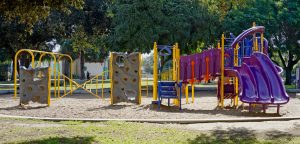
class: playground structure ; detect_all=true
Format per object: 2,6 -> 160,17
110,52 -> 142,104
13,24 -> 289,114
152,43 -> 182,109
14,49 -> 146,106
178,24 -> 289,113
14,49 -> 73,106
19,67 -> 50,105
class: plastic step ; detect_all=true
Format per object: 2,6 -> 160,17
160,86 -> 176,91
160,91 -> 177,96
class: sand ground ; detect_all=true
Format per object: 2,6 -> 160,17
0,91 -> 298,119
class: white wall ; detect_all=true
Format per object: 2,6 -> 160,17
84,62 -> 103,76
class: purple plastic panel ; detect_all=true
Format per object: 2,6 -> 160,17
180,56 -> 188,82
186,55 -> 192,80
208,50 -> 214,77
224,48 -> 234,68
200,50 -> 208,80
180,48 -> 222,82
194,53 -> 202,81
253,53 -> 289,104
234,63 -> 258,103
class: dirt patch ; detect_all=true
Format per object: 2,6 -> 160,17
0,91 -> 299,119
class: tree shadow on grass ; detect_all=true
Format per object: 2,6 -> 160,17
18,136 -> 95,144
187,127 -> 294,144
187,127 -> 275,144
265,130 -> 292,141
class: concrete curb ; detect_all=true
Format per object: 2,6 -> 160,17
1,114 -> 300,124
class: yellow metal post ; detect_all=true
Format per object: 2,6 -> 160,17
172,45 -> 176,81
185,84 -> 189,104
177,43 -> 180,105
234,45 -> 239,66
220,34 -> 225,108
58,73 -> 61,98
234,44 -> 239,107
255,37 -> 259,51
176,43 -> 180,82
153,42 -> 158,101
48,67 -> 51,106
235,77 -> 239,107
218,42 -> 221,49
192,84 -> 195,103
63,76 -> 66,95
261,33 -> 264,53
252,22 -> 256,53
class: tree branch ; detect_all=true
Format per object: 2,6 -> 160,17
277,50 -> 287,69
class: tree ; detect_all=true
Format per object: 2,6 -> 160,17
270,0 -> 300,85
107,0 -> 209,54
59,0 -> 112,79
200,0 -> 250,45
0,0 -> 84,30
0,15 -> 65,79
222,0 -> 300,85
0,0 -> 85,81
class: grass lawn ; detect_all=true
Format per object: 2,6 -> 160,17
285,85 -> 297,89
0,118 -> 299,144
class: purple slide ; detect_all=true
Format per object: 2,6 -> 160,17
233,52 -> 289,104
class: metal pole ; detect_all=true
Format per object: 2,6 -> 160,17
220,34 -> 225,108
153,42 -> 158,101
261,33 -> 264,53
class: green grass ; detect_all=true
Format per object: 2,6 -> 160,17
285,85 -> 296,89
0,118 -> 299,144
0,81 -> 12,84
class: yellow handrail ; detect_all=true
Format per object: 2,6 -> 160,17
14,49 -> 72,102
14,49 -> 35,99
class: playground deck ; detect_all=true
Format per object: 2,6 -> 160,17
0,91 -> 298,119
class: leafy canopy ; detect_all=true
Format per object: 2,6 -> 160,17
0,0 -> 84,29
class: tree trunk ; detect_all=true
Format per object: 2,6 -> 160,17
285,66 -> 292,85
80,50 -> 85,80
63,60 -> 70,77
19,55 -> 30,68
